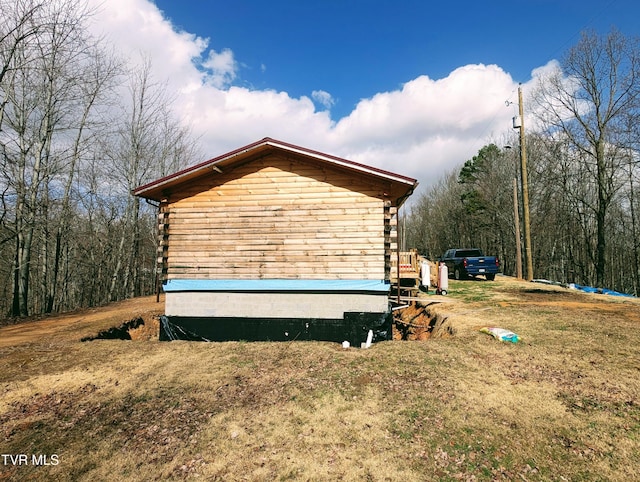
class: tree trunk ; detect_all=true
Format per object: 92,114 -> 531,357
629,163 -> 640,295
595,139 -> 608,288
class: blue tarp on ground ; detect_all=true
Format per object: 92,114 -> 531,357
571,283 -> 635,298
533,279 -> 636,298
162,279 -> 391,293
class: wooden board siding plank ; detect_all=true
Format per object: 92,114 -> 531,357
170,212 -> 381,221
169,225 -> 383,236
166,262 -> 385,269
167,227 -> 380,237
169,213 -> 384,221
166,266 -> 385,276
175,223 -> 378,233
166,260 -> 386,268
167,240 -> 384,249
168,254 -> 385,263
179,191 -> 388,203
167,261 -> 386,270
167,234 -> 382,243
167,234 -> 383,243
172,200 -> 381,208
168,217 -> 382,229
165,273 -> 385,281
169,219 -> 381,230
168,251 -> 385,261
168,243 -> 384,252
169,205 -> 383,214
171,200 -> 384,210
168,216 -> 383,226
167,251 -> 386,260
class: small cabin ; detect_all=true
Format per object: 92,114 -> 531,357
133,138 -> 417,345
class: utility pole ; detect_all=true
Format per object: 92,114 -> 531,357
504,144 -> 522,279
517,84 -> 534,281
513,178 -> 523,279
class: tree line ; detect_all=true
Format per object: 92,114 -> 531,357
0,1 -> 198,317
405,29 -> 640,296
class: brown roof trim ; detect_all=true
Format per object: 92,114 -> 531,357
133,137 -> 418,199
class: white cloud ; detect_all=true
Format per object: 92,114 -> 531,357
201,48 -> 237,88
530,59 -> 560,80
527,59 -> 589,134
88,0 -> 206,93
311,90 -> 335,110
86,0 -> 539,195
329,64 -> 526,186
179,86 -> 335,154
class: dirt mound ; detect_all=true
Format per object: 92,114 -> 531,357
81,315 -> 160,341
393,302 -> 454,340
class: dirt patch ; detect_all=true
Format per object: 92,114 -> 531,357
0,295 -> 164,347
496,285 -> 640,323
393,301 -> 455,340
80,316 -> 160,341
129,315 -> 160,340
520,287 -> 596,302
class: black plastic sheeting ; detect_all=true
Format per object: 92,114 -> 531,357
160,311 -> 392,346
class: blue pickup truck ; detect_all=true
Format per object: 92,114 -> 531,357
440,248 -> 500,281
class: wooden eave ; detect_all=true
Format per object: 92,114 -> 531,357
133,137 -> 418,206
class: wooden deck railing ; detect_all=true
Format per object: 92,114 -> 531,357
389,249 -> 421,282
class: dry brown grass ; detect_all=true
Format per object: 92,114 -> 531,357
1,280 -> 639,481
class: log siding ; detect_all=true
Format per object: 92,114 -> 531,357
163,155 -> 391,280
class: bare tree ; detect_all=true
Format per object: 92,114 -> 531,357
0,0 -> 117,315
0,0 -> 44,315
0,1 -> 200,317
0,0 -> 43,129
103,57 -> 197,301
44,47 -> 122,312
533,29 -> 640,287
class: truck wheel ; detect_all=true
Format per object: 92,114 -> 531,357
486,274 -> 496,281
454,268 -> 464,280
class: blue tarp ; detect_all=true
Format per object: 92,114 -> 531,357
162,279 -> 391,293
533,279 -> 635,298
571,283 -> 635,298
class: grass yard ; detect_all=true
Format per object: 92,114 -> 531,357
1,278 -> 639,481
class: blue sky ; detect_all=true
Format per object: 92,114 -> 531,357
90,0 -> 640,193
151,0 -> 636,119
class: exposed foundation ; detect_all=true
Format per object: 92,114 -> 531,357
160,311 -> 392,346
165,291 -> 389,319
